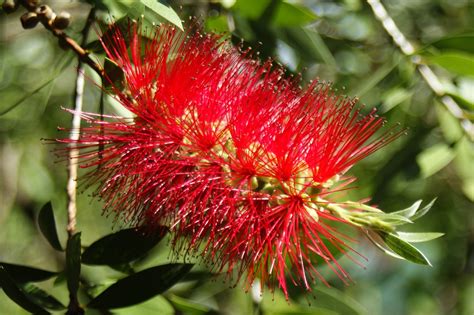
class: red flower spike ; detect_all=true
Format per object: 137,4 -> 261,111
58,22 -> 402,298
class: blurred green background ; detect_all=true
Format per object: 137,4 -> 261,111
1,0 -> 473,314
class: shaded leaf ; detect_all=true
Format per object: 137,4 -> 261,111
0,53 -> 72,115
103,57 -> 125,91
88,263 -> 193,309
350,57 -> 398,97
427,52 -> 474,77
141,0 -> 183,30
66,233 -> 81,297
38,202 -> 63,251
396,232 -> 444,243
84,40 -> 105,53
0,263 -> 57,283
0,266 -> 48,314
21,283 -> 66,311
0,78 -> 56,116
380,232 -> 432,265
82,227 -> 167,266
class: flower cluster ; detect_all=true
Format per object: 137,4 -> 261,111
59,22 -> 402,297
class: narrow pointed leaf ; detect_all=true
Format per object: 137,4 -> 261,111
21,283 -> 66,311
38,202 -> 63,251
140,0 -> 183,30
429,34 -> 474,54
82,227 -> 167,266
396,232 -> 444,243
0,266 -> 48,314
380,232 -> 431,265
66,233 -> 81,297
410,198 -> 437,221
391,200 -> 422,218
0,263 -> 57,283
88,263 -> 193,309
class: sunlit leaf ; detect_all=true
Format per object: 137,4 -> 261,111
396,232 -> 444,243
417,144 -> 455,178
82,227 -> 167,266
0,266 -> 47,314
380,232 -> 432,265
141,0 -> 183,30
427,52 -> 474,77
410,199 -> 437,221
88,263 -> 193,309
391,200 -> 422,218
38,202 -> 63,251
429,34 -> 474,54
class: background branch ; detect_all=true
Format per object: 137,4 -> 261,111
367,0 -> 474,141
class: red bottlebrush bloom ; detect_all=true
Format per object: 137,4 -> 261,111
59,22 -> 401,298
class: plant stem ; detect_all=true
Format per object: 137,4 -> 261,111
366,0 -> 474,140
65,6 -> 96,315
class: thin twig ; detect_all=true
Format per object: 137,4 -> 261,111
367,0 -> 474,140
65,7 -> 96,315
66,7 -> 96,236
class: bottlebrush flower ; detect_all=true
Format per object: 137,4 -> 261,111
58,22 -> 403,298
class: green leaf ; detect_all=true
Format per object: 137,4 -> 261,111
429,34 -> 474,54
427,52 -> 474,77
88,263 -> 193,309
350,56 -> 398,97
380,232 -> 432,265
417,144 -> 455,178
396,232 -> 444,243
0,53 -> 72,115
392,200 -> 422,218
0,77 -> 56,116
272,2 -> 317,27
168,294 -> 211,315
233,0 -> 272,19
447,92 -> 474,111
21,283 -> 66,311
299,28 -> 337,68
38,202 -> 63,251
0,266 -> 48,314
66,233 -> 81,297
140,0 -> 183,30
410,198 -> 437,221
0,263 -> 57,283
82,227 -> 167,266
